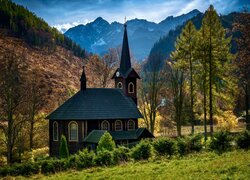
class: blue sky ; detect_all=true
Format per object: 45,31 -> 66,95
13,0 -> 250,32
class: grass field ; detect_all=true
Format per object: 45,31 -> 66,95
18,149 -> 250,180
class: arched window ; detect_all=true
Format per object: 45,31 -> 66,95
128,82 -> 134,93
115,120 -> 123,131
101,120 -> 110,130
117,82 -> 123,89
53,121 -> 58,141
68,121 -> 78,141
128,120 -> 135,130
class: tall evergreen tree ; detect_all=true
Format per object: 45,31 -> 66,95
59,135 -> 69,159
171,21 -> 197,134
200,5 -> 233,135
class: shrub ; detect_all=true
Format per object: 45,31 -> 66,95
152,137 -> 176,157
67,155 -> 78,169
97,132 -> 116,152
236,130 -> 250,149
113,146 -> 130,164
21,151 -> 34,163
0,156 -> 7,166
41,160 -> 55,174
0,166 -> 10,177
52,159 -> 68,172
209,131 -> 232,153
176,137 -> 188,156
76,149 -> 95,169
131,140 -> 152,161
59,135 -> 69,159
94,150 -> 113,166
189,134 -> 203,152
0,162 -> 40,177
33,147 -> 49,161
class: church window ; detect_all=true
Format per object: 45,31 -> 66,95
128,82 -> 134,93
53,121 -> 58,141
115,120 -> 123,131
68,121 -> 78,141
117,82 -> 123,89
101,120 -> 110,130
128,119 -> 135,130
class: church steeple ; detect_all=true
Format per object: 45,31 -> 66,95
111,21 -> 141,105
80,66 -> 87,91
119,21 -> 131,76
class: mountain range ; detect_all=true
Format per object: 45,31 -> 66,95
149,12 -> 239,65
65,9 -> 200,60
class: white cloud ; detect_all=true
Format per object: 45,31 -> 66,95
53,19 -> 92,33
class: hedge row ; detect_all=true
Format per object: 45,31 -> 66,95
0,130 -> 249,177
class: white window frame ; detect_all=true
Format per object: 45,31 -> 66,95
68,121 -> 78,142
115,120 -> 123,131
128,82 -> 134,93
101,120 -> 110,131
53,121 -> 58,141
127,119 -> 135,130
117,82 -> 123,89
82,121 -> 85,139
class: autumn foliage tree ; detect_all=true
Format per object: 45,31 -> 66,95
234,12 -> 250,130
0,48 -> 27,164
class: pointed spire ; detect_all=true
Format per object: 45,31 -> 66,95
80,66 -> 87,91
119,19 -> 131,76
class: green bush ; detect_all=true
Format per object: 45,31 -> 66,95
188,134 -> 203,152
67,155 -> 78,169
94,150 -> 113,166
177,137 -> 188,156
113,146 -> 130,164
152,137 -> 176,157
0,162 -> 40,177
236,130 -> 250,149
97,132 -> 116,152
41,160 -> 55,174
59,135 -> 69,159
0,166 -> 10,177
52,159 -> 68,172
76,149 -> 95,169
131,140 -> 152,161
210,131 -> 232,153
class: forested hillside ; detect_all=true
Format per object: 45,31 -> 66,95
0,0 -> 113,164
149,12 -> 240,62
0,0 -> 86,58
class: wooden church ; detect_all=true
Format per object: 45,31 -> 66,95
47,22 -> 154,156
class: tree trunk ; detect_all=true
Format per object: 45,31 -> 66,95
203,52 -> 207,141
209,17 -> 213,135
7,113 -> 13,164
190,58 -> 194,134
29,119 -> 34,150
203,82 -> 207,141
246,84 -> 250,130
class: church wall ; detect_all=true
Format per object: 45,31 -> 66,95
49,118 -> 139,156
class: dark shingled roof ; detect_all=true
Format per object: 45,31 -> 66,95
84,128 -> 153,143
47,88 -> 143,120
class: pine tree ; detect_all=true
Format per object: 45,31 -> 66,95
200,5 -> 233,135
171,21 -> 197,134
97,132 -> 116,152
59,135 -> 69,159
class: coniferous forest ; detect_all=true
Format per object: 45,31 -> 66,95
0,0 -> 250,179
